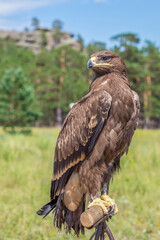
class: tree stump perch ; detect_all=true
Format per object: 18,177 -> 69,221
80,205 -> 104,228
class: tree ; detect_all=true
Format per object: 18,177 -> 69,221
141,41 -> 160,128
86,41 -> 106,56
1,29 -> 160,128
41,30 -> 48,47
24,27 -> 29,32
35,46 -> 89,126
111,33 -> 140,50
111,33 -> 152,128
34,50 -> 58,126
53,29 -> 62,45
77,34 -> 84,51
0,39 -> 36,79
52,20 -> 64,45
0,68 -> 41,130
31,17 -> 39,30
57,46 -> 89,117
52,19 -> 63,30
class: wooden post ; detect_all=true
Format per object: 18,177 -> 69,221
80,205 -> 104,228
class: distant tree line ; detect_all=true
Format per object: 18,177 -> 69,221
0,20 -> 160,129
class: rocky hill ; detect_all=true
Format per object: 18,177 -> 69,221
0,28 -> 80,54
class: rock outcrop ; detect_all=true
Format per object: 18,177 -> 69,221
0,28 -> 80,54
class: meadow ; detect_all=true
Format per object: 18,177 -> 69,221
0,128 -> 160,240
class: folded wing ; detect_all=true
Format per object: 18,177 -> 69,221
51,90 -> 112,200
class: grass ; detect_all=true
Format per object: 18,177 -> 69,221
0,128 -> 160,240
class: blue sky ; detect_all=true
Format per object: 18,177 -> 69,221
0,0 -> 160,48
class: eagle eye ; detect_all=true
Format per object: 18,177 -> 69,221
102,56 -> 111,61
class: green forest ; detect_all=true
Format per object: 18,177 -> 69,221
0,26 -> 160,129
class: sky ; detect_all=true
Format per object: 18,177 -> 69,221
0,0 -> 160,48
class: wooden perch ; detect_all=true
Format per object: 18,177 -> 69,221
80,205 -> 104,228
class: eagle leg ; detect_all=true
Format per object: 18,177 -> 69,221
100,181 -> 118,217
89,192 -> 100,205
101,183 -> 109,195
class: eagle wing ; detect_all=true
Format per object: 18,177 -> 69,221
51,90 -> 112,199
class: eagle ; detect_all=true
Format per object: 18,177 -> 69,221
37,50 -> 140,238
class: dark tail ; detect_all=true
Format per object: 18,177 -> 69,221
54,194 -> 85,236
37,196 -> 58,219
37,194 -> 85,236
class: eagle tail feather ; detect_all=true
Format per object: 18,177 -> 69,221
54,193 -> 85,236
37,193 -> 85,236
37,197 -> 58,218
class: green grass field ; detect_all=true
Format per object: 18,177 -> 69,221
0,128 -> 160,240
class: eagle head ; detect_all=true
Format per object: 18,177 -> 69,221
87,50 -> 126,76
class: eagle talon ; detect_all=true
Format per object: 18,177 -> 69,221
108,203 -> 115,214
101,195 -> 118,215
88,195 -> 118,216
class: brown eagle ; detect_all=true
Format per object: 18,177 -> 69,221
37,50 -> 140,238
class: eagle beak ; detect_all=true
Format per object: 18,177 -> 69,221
87,57 -> 96,69
87,59 -> 94,69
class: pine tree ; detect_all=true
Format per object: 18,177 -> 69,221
35,46 -> 89,126
31,17 -> 39,30
52,19 -> 64,45
0,68 -> 41,131
142,41 -> 160,128
52,19 -> 63,30
0,39 -> 36,80
111,33 -> 145,126
77,34 -> 84,51
41,30 -> 48,47
60,46 -> 89,114
86,41 -> 106,56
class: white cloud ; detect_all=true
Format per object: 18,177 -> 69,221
0,0 -> 50,16
0,0 -> 70,30
0,0 -> 69,17
0,18 -> 29,31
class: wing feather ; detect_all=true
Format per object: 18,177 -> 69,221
51,90 -> 112,199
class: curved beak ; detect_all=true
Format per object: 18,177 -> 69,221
87,58 -> 95,69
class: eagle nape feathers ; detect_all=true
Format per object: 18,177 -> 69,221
37,50 -> 140,239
